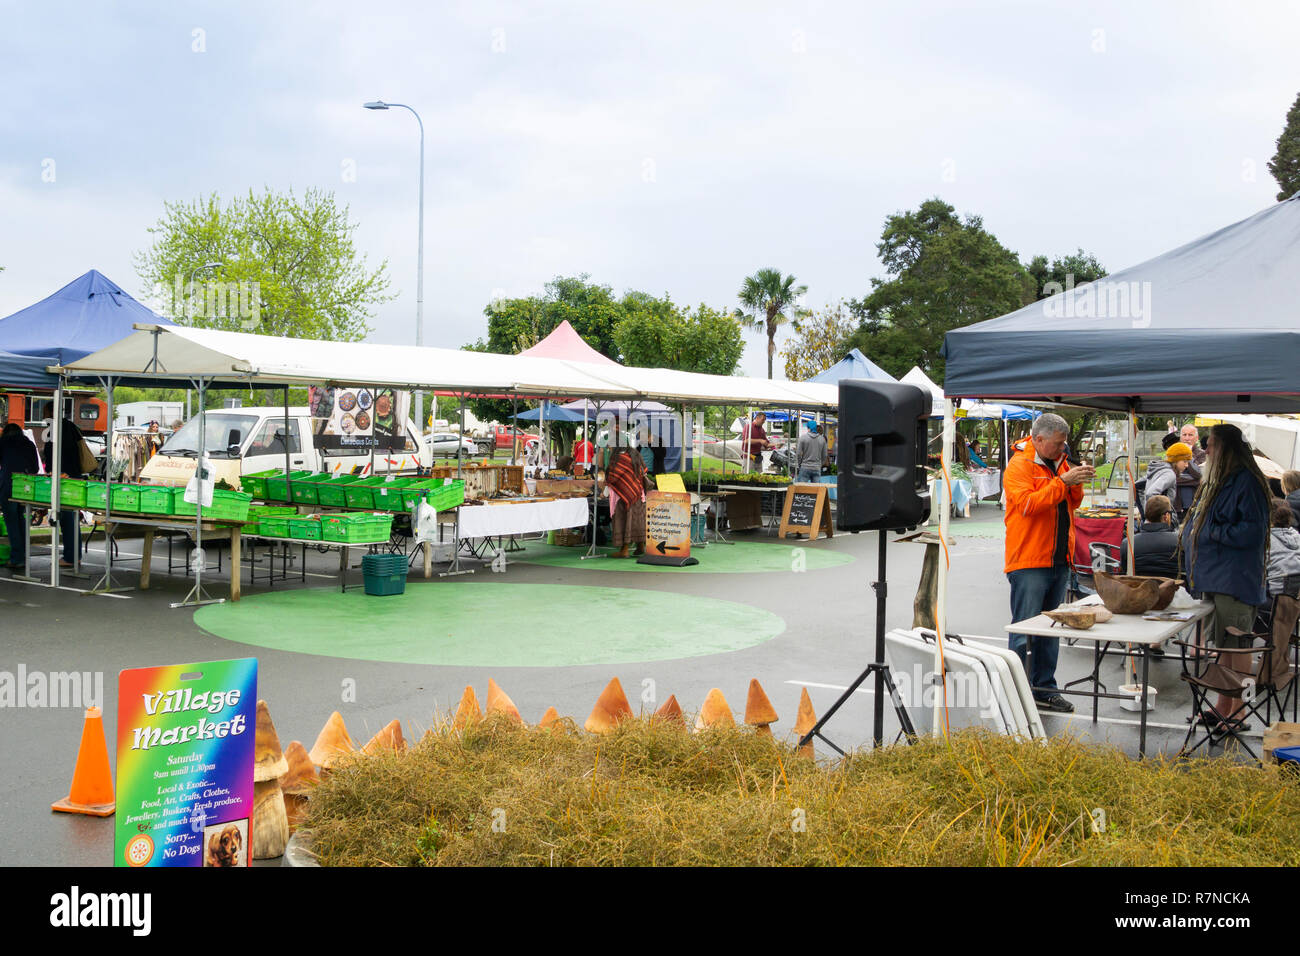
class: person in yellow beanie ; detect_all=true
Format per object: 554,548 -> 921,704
1145,441 -> 1193,514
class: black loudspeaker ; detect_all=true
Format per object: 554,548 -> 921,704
836,380 -> 931,531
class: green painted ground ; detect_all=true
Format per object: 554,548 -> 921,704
512,539 -> 854,573
194,582 -> 786,667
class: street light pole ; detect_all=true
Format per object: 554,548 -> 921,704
364,99 -> 426,433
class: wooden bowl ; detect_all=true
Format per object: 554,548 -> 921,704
1093,572 -> 1182,614
1045,608 -> 1097,629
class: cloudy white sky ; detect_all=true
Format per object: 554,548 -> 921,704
1,0 -> 1296,378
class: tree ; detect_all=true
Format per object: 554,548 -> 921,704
615,297 -> 744,375
1025,250 -> 1107,299
781,302 -> 856,381
736,268 -> 807,379
134,188 -> 393,342
846,198 -> 1035,381
1269,91 -> 1300,202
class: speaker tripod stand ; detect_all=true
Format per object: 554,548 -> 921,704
798,530 -> 916,755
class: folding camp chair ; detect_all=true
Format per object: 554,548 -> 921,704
1175,618 -> 1295,761
1252,580 -> 1300,724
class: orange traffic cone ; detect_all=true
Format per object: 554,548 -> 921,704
52,706 -> 115,816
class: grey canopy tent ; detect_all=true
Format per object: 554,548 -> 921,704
942,193 -> 1300,414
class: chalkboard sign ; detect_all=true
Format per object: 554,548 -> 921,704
778,483 -> 833,541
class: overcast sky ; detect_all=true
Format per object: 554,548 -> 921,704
1,0 -> 1296,378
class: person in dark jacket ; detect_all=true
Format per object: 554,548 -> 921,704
1180,423 -> 1271,730
1,423 -> 40,569
1282,470 -> 1300,531
41,418 -> 87,567
1120,494 -> 1180,579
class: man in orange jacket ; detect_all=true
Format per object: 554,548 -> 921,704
1004,413 -> 1093,713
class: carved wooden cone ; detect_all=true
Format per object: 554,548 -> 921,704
585,677 -> 633,733
309,711 -> 355,771
486,679 -> 523,724
278,740 -> 318,834
361,719 -> 407,755
695,688 -> 735,731
793,688 -> 816,759
252,700 -> 289,859
538,706 -> 561,729
652,695 -> 684,724
453,686 -> 482,730
744,679 -> 779,737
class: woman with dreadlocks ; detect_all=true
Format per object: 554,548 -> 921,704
1179,423 -> 1271,731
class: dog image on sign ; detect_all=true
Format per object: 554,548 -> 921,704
638,491 -> 698,567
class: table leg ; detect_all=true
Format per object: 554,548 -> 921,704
230,529 -> 241,602
1093,641 -> 1100,723
300,543 -> 306,583
423,540 -> 432,579
339,544 -> 347,593
140,528 -> 154,589
1139,646 -> 1150,758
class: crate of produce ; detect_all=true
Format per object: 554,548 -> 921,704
265,470 -> 314,502
313,473 -> 363,508
138,484 -> 179,515
172,488 -> 253,522
288,515 -> 323,541
321,512 -> 393,544
85,482 -> 142,512
290,473 -> 334,506
239,469 -> 282,499
372,478 -> 415,512
10,473 -> 37,501
258,516 -> 292,538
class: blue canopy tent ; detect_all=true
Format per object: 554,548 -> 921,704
0,349 -> 60,389
512,400 -> 587,423
807,348 -> 895,385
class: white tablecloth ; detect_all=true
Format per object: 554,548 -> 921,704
969,469 -> 1002,500
455,498 -> 590,538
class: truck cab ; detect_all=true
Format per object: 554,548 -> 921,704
138,406 -> 431,488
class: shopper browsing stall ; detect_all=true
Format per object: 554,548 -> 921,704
0,423 -> 39,570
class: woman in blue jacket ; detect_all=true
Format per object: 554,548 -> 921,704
1180,424 -> 1271,731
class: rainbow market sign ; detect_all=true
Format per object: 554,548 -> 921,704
115,658 -> 257,867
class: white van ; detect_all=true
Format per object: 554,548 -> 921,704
138,406 -> 431,488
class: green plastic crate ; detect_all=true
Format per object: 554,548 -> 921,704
32,476 -> 52,504
341,476 -> 387,510
288,515 -> 323,540
172,488 -> 253,521
321,512 -> 393,544
0,542 -> 9,564
313,473 -> 363,508
138,485 -> 178,515
59,478 -> 88,507
242,520 -> 260,536
10,473 -> 37,501
85,482 -> 142,512
291,473 -> 334,506
265,470 -> 314,502
372,479 -> 414,512
426,479 -> 466,512
258,516 -> 291,537
239,469 -> 281,499
249,504 -> 298,518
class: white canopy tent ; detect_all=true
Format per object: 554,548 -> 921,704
900,366 -> 945,418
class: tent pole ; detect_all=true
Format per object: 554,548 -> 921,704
510,395 -> 518,465
173,376 -> 219,607
49,383 -> 63,588
934,398 -> 954,737
93,374 -> 118,592
582,399 -> 605,560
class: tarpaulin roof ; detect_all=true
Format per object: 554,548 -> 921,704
513,400 -> 589,422
900,366 -> 945,417
806,348 -> 896,385
58,325 -> 840,409
0,269 -> 173,365
942,193 -> 1300,413
518,320 -> 620,366
0,349 -> 59,389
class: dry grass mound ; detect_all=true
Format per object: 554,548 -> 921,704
305,719 -> 1300,866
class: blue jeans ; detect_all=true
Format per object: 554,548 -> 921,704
797,467 -> 820,483
1008,565 -> 1069,699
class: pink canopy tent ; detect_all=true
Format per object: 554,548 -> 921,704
519,320 -> 620,366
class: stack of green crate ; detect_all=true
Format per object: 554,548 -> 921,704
85,481 -> 142,512
264,470 -> 314,502
288,515 -> 323,540
239,469 -> 282,499
313,473 -> 363,508
172,488 -> 253,521
242,504 -> 296,537
321,512 -> 393,544
138,485 -> 179,515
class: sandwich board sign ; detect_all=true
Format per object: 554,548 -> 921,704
638,490 -> 697,567
115,658 -> 257,867
778,483 -> 833,541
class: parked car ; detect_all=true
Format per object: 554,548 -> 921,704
426,432 -> 478,458
487,425 -> 537,454
138,406 -> 430,488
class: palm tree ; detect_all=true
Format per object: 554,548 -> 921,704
736,268 -> 808,379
